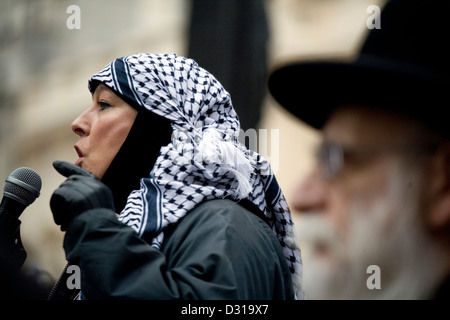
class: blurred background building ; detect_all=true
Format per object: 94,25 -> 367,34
0,0 -> 386,286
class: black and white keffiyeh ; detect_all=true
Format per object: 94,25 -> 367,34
88,52 -> 303,299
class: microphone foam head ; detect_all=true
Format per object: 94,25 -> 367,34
4,167 -> 42,207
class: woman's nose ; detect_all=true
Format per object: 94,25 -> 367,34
71,110 -> 89,137
290,168 -> 327,214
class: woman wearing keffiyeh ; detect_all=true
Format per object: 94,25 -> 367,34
49,53 -> 304,300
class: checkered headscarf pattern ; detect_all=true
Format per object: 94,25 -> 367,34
88,53 -> 303,298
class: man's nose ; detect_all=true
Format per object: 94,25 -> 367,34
290,168 -> 327,214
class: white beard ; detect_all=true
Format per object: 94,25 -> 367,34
296,162 -> 446,299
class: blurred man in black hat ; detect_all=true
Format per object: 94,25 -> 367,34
268,0 -> 450,299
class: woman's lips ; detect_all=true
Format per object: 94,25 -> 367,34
75,157 -> 83,166
74,145 -> 84,166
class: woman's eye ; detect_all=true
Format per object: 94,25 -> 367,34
99,101 -> 112,111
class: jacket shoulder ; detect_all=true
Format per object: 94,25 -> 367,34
162,198 -> 295,299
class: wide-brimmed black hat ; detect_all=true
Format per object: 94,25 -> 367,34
268,0 -> 450,135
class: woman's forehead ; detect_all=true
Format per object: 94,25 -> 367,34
92,83 -> 118,100
93,83 -> 110,95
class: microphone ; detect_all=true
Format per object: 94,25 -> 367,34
0,167 -> 42,218
0,167 -> 42,271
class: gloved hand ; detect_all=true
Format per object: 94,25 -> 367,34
50,160 -> 115,231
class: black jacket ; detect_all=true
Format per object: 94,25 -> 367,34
63,199 -> 295,300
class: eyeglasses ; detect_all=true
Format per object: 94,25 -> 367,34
316,141 -> 344,180
316,140 -> 442,180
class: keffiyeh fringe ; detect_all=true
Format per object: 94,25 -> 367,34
194,127 -> 253,199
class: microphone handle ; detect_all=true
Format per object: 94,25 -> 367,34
0,214 -> 27,272
0,196 -> 28,272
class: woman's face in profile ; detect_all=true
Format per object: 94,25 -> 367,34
71,83 -> 138,179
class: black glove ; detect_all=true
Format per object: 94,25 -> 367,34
50,160 -> 115,231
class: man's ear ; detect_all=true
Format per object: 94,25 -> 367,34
424,144 -> 450,233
